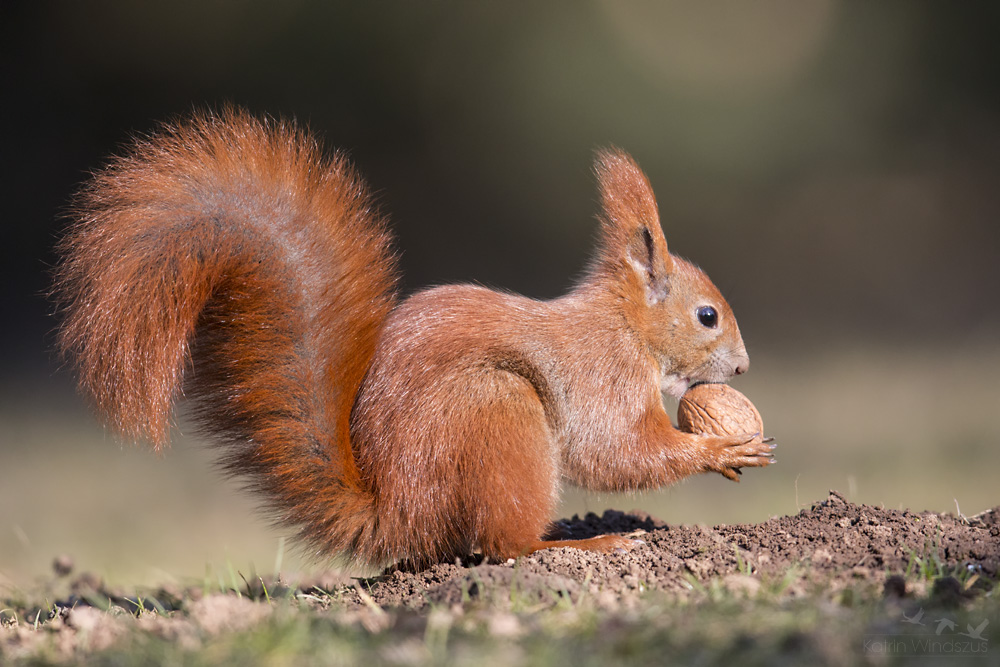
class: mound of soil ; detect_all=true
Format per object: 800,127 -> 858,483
343,490 -> 998,610
3,491 -> 997,659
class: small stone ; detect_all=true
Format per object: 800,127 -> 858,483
884,574 -> 907,599
53,555 -> 74,577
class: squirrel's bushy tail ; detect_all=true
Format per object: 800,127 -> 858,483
53,109 -> 397,565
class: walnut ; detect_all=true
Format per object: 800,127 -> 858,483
677,383 -> 763,438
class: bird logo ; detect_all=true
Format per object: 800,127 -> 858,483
934,618 -> 957,635
959,619 -> 989,641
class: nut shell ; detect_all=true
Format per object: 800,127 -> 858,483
677,383 -> 763,437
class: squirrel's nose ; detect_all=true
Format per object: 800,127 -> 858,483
733,354 -> 749,376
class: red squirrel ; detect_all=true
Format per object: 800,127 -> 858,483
54,109 -> 773,569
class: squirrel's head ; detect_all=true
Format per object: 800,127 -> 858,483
591,148 -> 749,399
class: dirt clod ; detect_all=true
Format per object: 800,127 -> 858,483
52,555 -> 74,578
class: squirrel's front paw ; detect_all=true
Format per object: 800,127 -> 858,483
702,433 -> 776,482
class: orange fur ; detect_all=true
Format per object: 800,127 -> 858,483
54,110 -> 771,570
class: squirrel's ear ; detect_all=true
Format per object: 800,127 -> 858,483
594,148 -> 673,302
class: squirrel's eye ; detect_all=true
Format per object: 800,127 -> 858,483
697,306 -> 718,328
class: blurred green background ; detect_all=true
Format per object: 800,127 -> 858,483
2,1 -> 998,586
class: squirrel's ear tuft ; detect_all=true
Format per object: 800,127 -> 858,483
594,148 -> 660,236
593,148 -> 673,300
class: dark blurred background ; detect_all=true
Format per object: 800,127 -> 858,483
3,1 -> 999,585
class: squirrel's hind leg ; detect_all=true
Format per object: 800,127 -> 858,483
464,374 -> 645,561
462,374 -> 563,562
